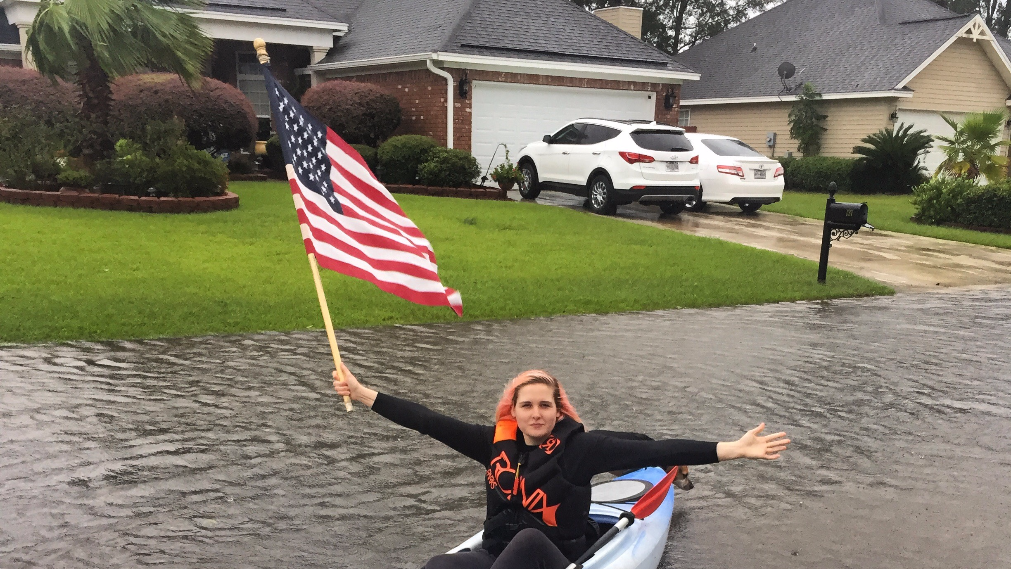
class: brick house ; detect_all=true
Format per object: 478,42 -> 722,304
308,0 -> 698,175
1,0 -> 698,174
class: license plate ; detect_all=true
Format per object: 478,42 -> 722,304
753,169 -> 767,179
665,162 -> 679,172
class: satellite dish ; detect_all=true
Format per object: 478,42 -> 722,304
778,62 -> 796,80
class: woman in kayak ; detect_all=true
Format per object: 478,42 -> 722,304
333,365 -> 789,569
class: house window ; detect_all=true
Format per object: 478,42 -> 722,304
236,52 -> 270,118
678,108 -> 690,127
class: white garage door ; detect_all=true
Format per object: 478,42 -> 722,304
895,109 -> 964,175
471,81 -> 656,180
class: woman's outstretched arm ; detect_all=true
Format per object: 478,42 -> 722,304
332,363 -> 495,464
716,423 -> 790,461
564,425 -> 790,485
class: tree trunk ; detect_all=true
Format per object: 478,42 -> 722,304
78,44 -> 115,165
672,0 -> 690,51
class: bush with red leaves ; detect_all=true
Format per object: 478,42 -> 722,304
110,73 -> 258,152
301,80 -> 401,146
0,67 -> 78,125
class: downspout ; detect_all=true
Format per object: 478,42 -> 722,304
426,57 -> 454,149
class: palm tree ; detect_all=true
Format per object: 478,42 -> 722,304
26,0 -> 212,163
851,123 -> 933,193
934,110 -> 1011,181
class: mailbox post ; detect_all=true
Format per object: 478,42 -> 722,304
818,182 -> 869,283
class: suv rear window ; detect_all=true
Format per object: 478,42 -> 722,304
630,130 -> 693,152
701,138 -> 766,157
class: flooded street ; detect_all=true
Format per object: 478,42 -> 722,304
2,290 -> 1010,568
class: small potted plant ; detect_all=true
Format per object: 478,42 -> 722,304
490,149 -> 524,192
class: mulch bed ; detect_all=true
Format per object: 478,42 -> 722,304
0,186 -> 240,214
385,184 -> 508,200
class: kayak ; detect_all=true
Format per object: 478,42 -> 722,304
446,466 -> 676,569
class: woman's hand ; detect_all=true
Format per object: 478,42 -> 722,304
717,423 -> 790,461
332,362 -> 378,408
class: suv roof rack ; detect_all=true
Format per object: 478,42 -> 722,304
574,118 -> 657,124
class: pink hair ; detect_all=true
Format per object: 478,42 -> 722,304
494,370 -> 582,424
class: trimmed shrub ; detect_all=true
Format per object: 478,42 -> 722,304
377,135 -> 438,184
782,156 -> 856,193
94,137 -> 227,197
0,67 -> 79,127
417,147 -> 480,188
0,108 -> 68,190
56,169 -> 95,189
94,139 -> 159,195
301,80 -> 401,146
350,144 -> 378,172
264,135 -> 285,178
228,153 -> 256,175
155,144 -> 228,198
110,74 -> 258,153
958,183 -> 1011,230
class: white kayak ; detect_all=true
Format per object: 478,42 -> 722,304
447,467 -> 676,569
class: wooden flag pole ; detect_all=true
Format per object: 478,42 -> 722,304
256,38 -> 351,413
308,253 -> 354,412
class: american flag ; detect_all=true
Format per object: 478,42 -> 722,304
261,65 -> 462,316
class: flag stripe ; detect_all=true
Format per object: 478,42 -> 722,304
265,64 -> 461,316
294,182 -> 434,265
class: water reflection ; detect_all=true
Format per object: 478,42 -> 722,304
2,290 -> 1010,568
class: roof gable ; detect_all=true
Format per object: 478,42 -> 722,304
678,0 -> 981,101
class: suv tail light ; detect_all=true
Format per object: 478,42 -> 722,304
689,155 -> 699,165
774,166 -> 785,178
619,151 -> 655,164
717,165 -> 744,178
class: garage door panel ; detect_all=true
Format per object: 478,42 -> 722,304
471,82 -> 656,179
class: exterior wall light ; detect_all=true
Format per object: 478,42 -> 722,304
458,72 -> 470,99
663,86 -> 676,110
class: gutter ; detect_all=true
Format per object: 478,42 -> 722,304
426,57 -> 454,149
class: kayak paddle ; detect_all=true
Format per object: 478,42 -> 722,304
565,466 -> 682,569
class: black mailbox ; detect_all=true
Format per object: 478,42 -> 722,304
826,201 -> 868,230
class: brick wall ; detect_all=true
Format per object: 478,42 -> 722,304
0,58 -> 21,68
336,68 -> 682,151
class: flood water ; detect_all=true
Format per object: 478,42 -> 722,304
2,289 -> 1010,568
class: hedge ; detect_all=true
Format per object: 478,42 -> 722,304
417,147 -> 480,188
912,177 -> 1011,231
377,135 -> 438,184
350,144 -> 378,172
0,67 -> 79,127
302,80 -> 401,146
781,156 -> 856,193
110,74 -> 258,153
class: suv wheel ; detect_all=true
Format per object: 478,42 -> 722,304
518,162 -> 541,199
739,202 -> 762,213
659,202 -> 685,215
588,174 -> 616,215
686,188 -> 707,212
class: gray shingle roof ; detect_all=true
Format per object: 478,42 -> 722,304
677,0 -> 982,100
317,0 -> 693,73
202,0 -> 348,24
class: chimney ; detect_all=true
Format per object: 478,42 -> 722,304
592,6 -> 644,40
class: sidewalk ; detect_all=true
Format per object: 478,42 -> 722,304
510,191 -> 1011,292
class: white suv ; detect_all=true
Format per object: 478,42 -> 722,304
516,119 -> 701,215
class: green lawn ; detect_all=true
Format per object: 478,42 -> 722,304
0,181 -> 891,343
765,191 -> 1011,249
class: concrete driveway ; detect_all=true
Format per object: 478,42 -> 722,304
511,191 -> 1011,292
